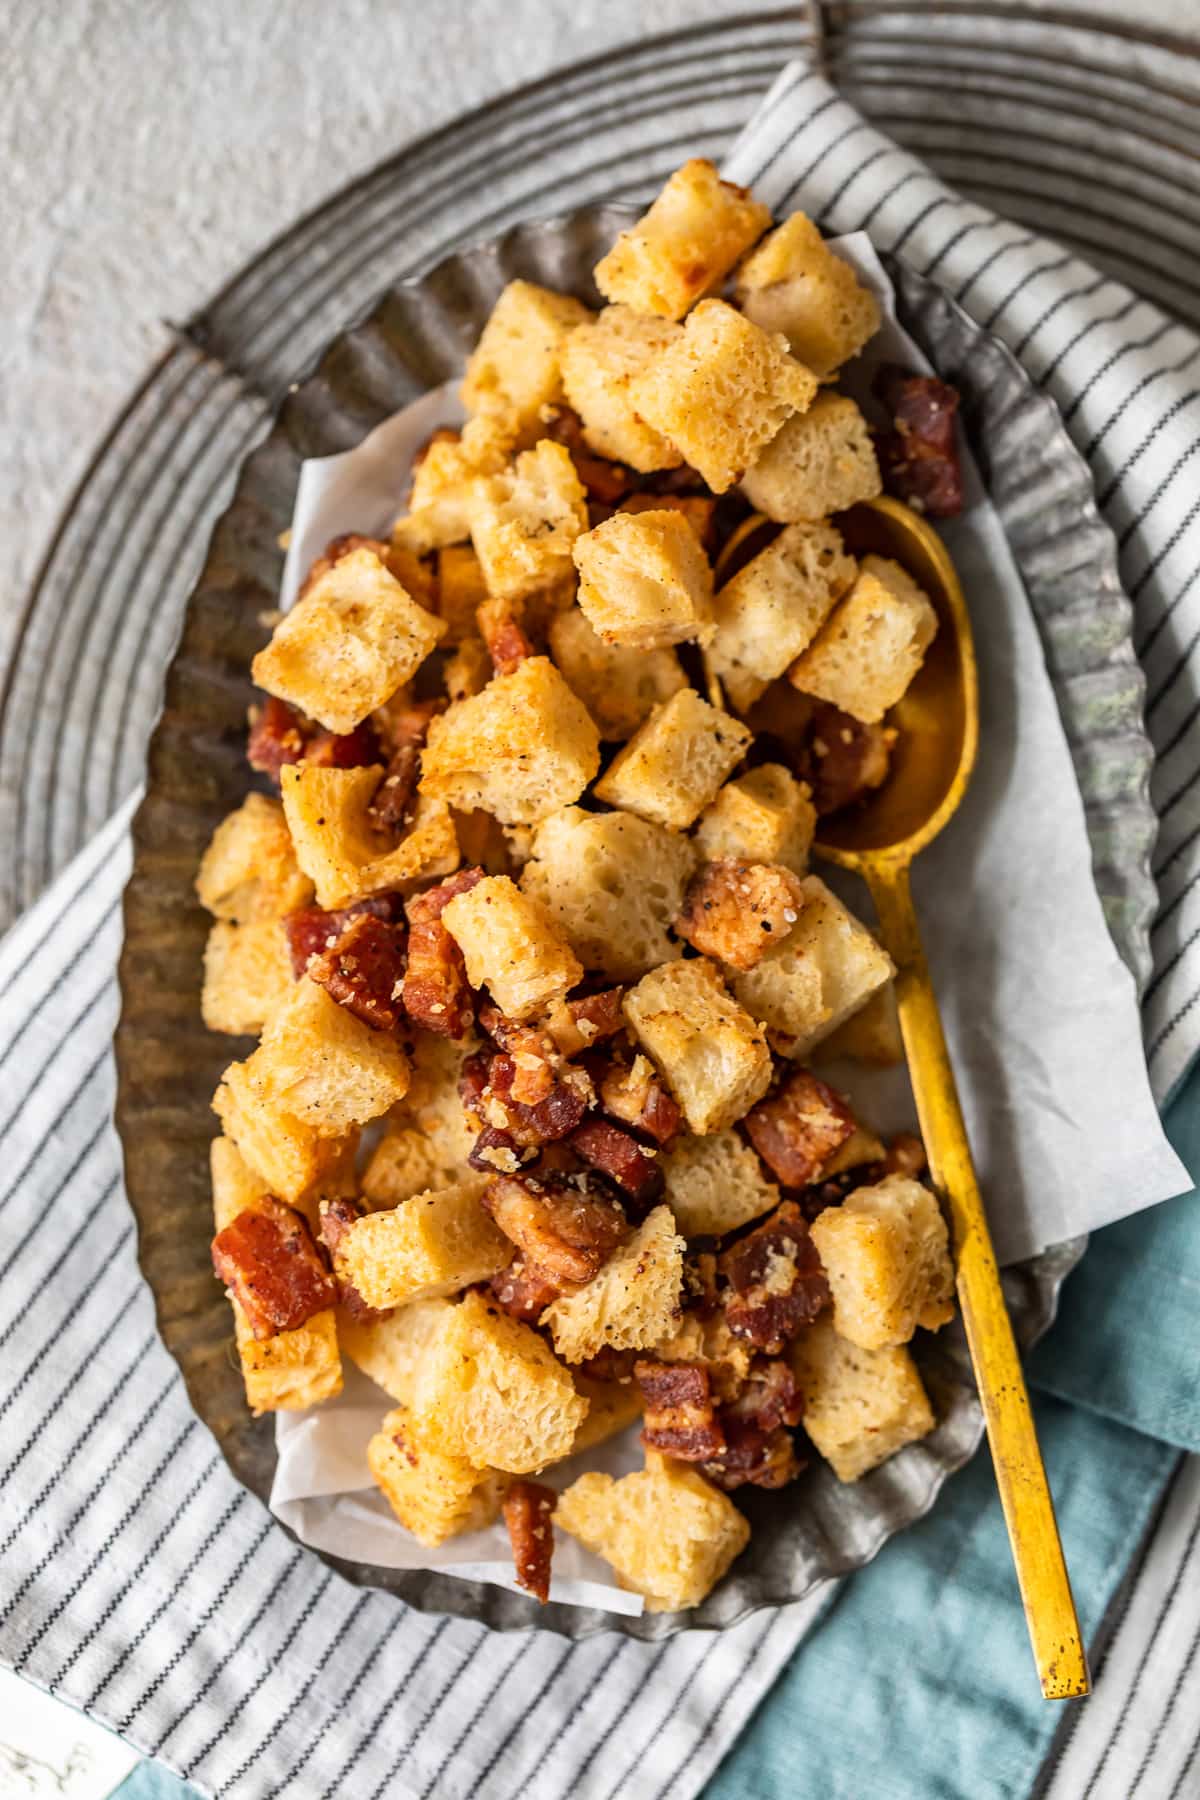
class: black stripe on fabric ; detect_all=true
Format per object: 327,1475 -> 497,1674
0,891 -> 121,1091
1156,756 -> 1200,830
0,1259 -> 138,1445
846,163 -> 928,232
182,1567 -> 336,1779
14,1416 -> 198,1674
1151,691 -> 1200,765
1085,342 -> 1200,466
0,970 -> 115,1151
952,231 -> 1037,305
887,193 -> 963,260
0,1039 -> 111,1219
1169,1717 -> 1200,1800
728,66 -> 823,191
412,1634 -> 540,1800
480,1638 -> 576,1787
1154,802 -> 1200,883
0,828 -> 127,1012
270,1605 -> 412,1800
519,1637 -> 630,1800
919,215 -> 992,281
48,1453 -> 223,1690
1061,319 -> 1177,425
980,253 -> 1077,333
85,1490 -> 249,1711
375,1622 -> 487,1791
597,1638 -> 720,1800
654,1615 -> 781,1800
0,1142 -> 111,1331
213,1594 -> 370,1797
1011,273 -> 1112,361
775,116 -> 876,216
1130,488 -> 1200,602
1116,434 -> 1200,551
814,145 -> 897,226
1129,1534 -> 1200,1795
1147,615 -> 1200,714
315,1607 -> 442,1800
1145,915 -> 1200,1006
1081,1494 -> 1200,1800
1135,554 -> 1200,662
118,1516 -> 277,1735
149,1545 -> 304,1756
1148,981 -> 1200,1066
1036,293 -> 1143,390
1151,872 -> 1196,942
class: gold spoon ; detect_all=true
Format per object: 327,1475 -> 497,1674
816,495 -> 1089,1701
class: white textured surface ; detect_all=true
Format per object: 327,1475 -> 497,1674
3,0 -> 1194,612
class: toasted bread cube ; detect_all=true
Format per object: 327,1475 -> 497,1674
213,1066 -> 347,1204
561,305 -> 684,470
420,656 -> 600,825
445,636 -> 494,702
623,958 -> 771,1135
369,1405 -> 506,1546
573,510 -> 714,651
629,300 -> 818,494
810,1174 -> 954,1350
735,211 -> 881,379
792,1319 -> 934,1481
790,556 -> 938,725
556,1457 -> 749,1610
336,1177 -> 511,1307
362,1127 -> 459,1209
196,793 -> 314,922
594,689 -> 752,832
201,919 -> 292,1036
571,1375 -> 643,1453
817,981 -> 903,1067
732,875 -> 893,1058
281,764 -> 460,908
440,875 -> 582,1022
594,159 -> 771,321
548,607 -> 688,742
396,415 -> 525,555
520,806 -> 695,981
340,1300 -> 456,1403
247,977 -> 409,1136
211,1134 -> 271,1232
437,544 -> 490,642
709,521 -> 857,711
402,1033 -> 481,1169
543,1206 -> 684,1365
470,441 -> 588,604
252,548 -> 444,734
662,1128 -> 780,1238
822,1123 -> 888,1177
461,281 -> 593,425
654,1309 -> 754,1403
741,393 -> 882,524
694,765 -> 815,876
414,1289 -> 587,1473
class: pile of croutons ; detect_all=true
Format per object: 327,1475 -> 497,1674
200,158 -> 957,1613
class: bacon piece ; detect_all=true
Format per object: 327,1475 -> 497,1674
598,1055 -> 681,1147
503,1480 -> 557,1604
467,1050 -> 593,1148
467,1127 -> 531,1176
873,365 -> 964,519
366,702 -> 441,835
640,461 -> 709,497
478,1007 -> 560,1105
543,988 -> 627,1058
636,1360 -> 725,1460
725,1358 -> 804,1433
568,1117 -> 663,1214
488,1257 -> 563,1324
719,1201 -> 830,1351
577,1347 -> 639,1384
284,894 -> 406,978
886,1132 -> 927,1179
402,867 -> 486,1038
477,597 -> 536,677
618,492 -> 718,553
542,406 -> 637,505
797,701 -> 895,818
793,1162 -> 887,1223
303,720 -> 381,770
483,1171 -> 630,1287
316,1196 -> 392,1322
212,1199 -> 337,1340
702,1423 -> 801,1492
247,696 -> 308,782
683,1251 -> 720,1312
675,859 -> 806,972
745,1070 -> 855,1188
308,914 -> 406,1032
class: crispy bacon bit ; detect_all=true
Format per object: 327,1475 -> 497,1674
488,1257 -> 563,1324
725,1358 -> 804,1433
568,1117 -> 663,1214
675,859 -> 806,972
503,1480 -> 558,1604
308,914 -> 406,1031
745,1070 -> 855,1188
367,701 -> 441,835
212,1199 -> 337,1340
683,1252 -> 720,1312
247,696 -> 308,782
702,1424 -> 801,1492
578,1347 -> 639,1384
636,1360 -> 725,1461
796,701 -> 895,818
467,1126 -> 530,1176
641,461 -> 708,497
284,894 -> 406,978
316,1195 -> 392,1322
477,597 -> 536,677
719,1201 -> 830,1351
873,365 -> 964,519
886,1132 -> 928,1179
465,1049 -> 593,1148
618,491 -> 718,553
482,1171 -> 630,1287
598,1055 -> 681,1146
303,720 -> 381,770
478,1007 -> 561,1104
402,867 -> 486,1038
793,1161 -> 887,1222
543,988 -> 627,1057
542,407 -> 637,505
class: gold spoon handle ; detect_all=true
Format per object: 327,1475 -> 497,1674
866,859 -> 1090,1701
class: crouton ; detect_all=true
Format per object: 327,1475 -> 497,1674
396,415 -> 526,556
556,1457 -> 749,1610
573,509 -> 714,650
623,958 -> 771,1135
810,1174 -> 954,1349
470,441 -> 588,604
560,306 -> 684,470
195,793 -> 313,922
280,763 -> 460,909
817,981 -> 904,1067
368,1405 -> 506,1545
654,1309 -> 755,1402
444,636 -> 493,702
361,1127 -> 460,1209
440,874 -> 582,1021
594,689 -> 752,831
339,1299 -> 456,1403
694,764 -> 815,876
201,919 -> 292,1035
461,281 -> 593,426
789,556 -> 938,725
235,976 -> 409,1140
401,1032 -> 481,1170
437,544 -> 490,642
252,548 -> 444,734
571,1375 -> 644,1453
732,875 -> 894,1058
542,1205 -> 685,1365
792,1320 -> 934,1481
335,1177 -> 511,1307
548,607 -> 688,741
661,1128 -> 780,1238
213,1065 -> 352,1205
420,656 -> 600,824
594,159 -> 771,321
735,211 -> 881,378
414,1289 -> 587,1473
628,300 -> 818,493
708,520 -> 857,711
741,393 -> 882,524
674,858 -> 806,972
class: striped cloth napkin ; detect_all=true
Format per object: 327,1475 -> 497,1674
3,62 -> 1199,1800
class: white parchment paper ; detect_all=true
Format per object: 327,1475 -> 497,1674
270,238 -> 1187,1607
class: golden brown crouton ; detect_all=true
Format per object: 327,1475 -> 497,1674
548,607 -> 688,741
212,1067 -> 348,1206
661,1128 -> 781,1239
594,159 -> 771,321
361,1126 -> 461,1210
817,981 -> 904,1067
594,689 -> 753,832
735,211 -> 882,378
437,544 -> 490,643
335,1177 -> 512,1307
573,509 -> 714,651
542,1206 -> 685,1365
741,392 -> 882,524
792,1319 -> 934,1481
237,976 -> 410,1139
368,1405 -> 507,1545
441,874 -> 582,1022
195,793 -> 314,922
693,764 -> 815,877
461,281 -> 593,426
470,441 -> 588,604
623,957 -> 772,1135
556,1457 -> 750,1610
560,305 -> 685,470
810,1173 -> 954,1349
201,919 -> 293,1036
570,1375 -> 644,1453
339,1299 -> 456,1403
708,520 -> 857,712
281,764 -> 460,909
789,556 -> 938,725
